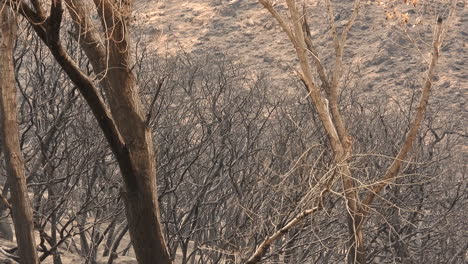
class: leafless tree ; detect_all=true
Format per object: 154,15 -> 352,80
248,0 -> 460,263
1,0 -> 171,262
0,6 -> 39,264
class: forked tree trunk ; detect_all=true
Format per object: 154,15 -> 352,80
0,7 -> 39,264
255,1 -> 449,264
85,1 -> 172,263
2,0 -> 172,262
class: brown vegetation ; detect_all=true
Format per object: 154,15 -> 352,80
0,0 -> 465,264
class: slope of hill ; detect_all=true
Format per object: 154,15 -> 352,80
133,0 -> 466,136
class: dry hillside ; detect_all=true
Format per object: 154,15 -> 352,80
133,0 -> 466,125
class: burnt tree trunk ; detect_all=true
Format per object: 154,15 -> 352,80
0,7 -> 39,264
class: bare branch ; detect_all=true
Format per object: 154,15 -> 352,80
65,0 -> 107,76
244,198 -> 324,264
302,13 -> 330,90
362,18 -> 445,211
258,0 -> 297,46
145,77 -> 165,126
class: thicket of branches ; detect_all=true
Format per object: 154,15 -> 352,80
0,0 -> 466,264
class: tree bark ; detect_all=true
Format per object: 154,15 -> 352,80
2,1 -> 172,263
0,7 -> 39,264
73,1 -> 172,263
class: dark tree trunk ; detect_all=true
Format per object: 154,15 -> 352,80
9,1 -> 173,263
